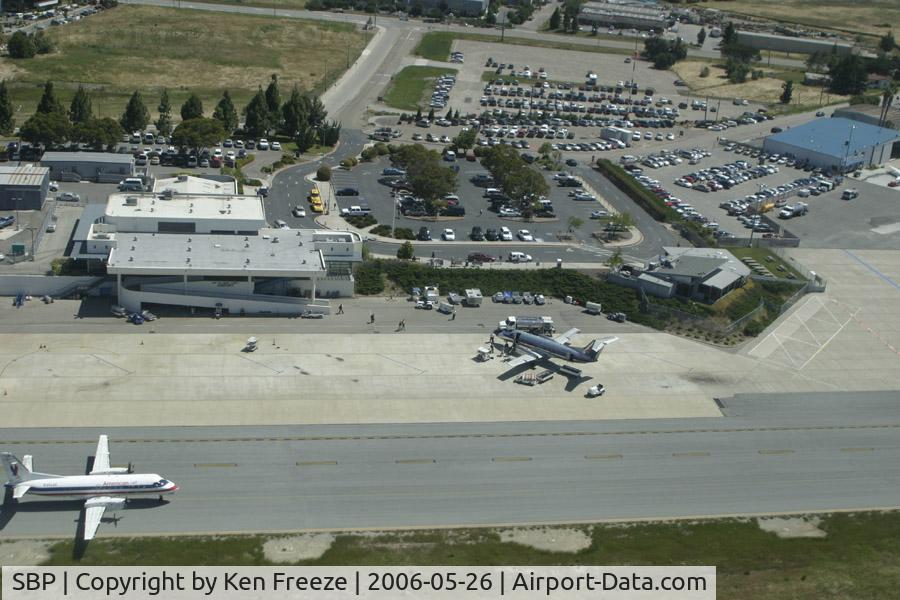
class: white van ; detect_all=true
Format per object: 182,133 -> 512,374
444,150 -> 456,162
508,251 -> 532,263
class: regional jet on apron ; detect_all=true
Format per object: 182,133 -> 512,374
2,435 -> 177,540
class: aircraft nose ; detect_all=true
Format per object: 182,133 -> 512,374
168,483 -> 179,493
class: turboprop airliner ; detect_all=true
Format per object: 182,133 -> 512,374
496,327 -> 618,374
2,435 -> 177,540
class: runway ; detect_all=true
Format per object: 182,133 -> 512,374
2,392 -> 899,539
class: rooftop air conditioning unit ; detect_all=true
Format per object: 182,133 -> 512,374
177,175 -> 188,182
125,197 -> 138,205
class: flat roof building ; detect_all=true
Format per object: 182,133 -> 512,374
41,151 -> 134,183
104,191 -> 267,235
0,164 -> 50,211
152,174 -> 238,195
763,117 -> 900,172
579,1 -> 668,31
736,31 -> 854,56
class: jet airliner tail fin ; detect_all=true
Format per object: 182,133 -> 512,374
584,337 -> 619,361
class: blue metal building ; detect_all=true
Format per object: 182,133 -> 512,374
763,118 -> 900,172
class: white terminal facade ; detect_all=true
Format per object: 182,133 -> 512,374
77,176 -> 362,315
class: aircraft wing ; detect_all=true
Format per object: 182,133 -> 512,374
552,327 -> 580,346
82,501 -> 108,541
505,346 -> 544,368
90,435 -> 110,475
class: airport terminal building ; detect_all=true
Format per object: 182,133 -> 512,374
70,178 -> 362,315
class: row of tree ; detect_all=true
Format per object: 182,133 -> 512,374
807,46 -> 900,96
548,0 -> 583,34
0,74 -> 341,152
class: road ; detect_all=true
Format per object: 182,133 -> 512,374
2,391 -> 899,537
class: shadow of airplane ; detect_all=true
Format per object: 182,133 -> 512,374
496,359 -> 593,390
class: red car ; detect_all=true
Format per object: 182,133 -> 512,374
468,252 -> 496,263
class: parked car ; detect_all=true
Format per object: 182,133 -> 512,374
517,229 -> 534,241
441,228 -> 456,241
258,138 -> 270,150
56,192 -> 80,202
417,227 -> 432,241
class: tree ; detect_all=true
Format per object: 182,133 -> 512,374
172,117 -> 226,149
156,89 -> 173,137
396,241 -> 414,260
265,74 -> 282,131
725,58 -> 750,84
306,95 -> 327,127
7,31 -> 35,59
697,27 -> 706,46
607,248 -> 624,270
829,54 -> 868,95
281,86 -> 308,137
212,91 -> 239,133
722,22 -> 737,46
69,86 -> 93,125
567,216 -> 584,232
121,90 -> 150,133
243,88 -> 272,137
0,81 -> 14,135
548,7 -> 560,30
36,81 -> 63,116
20,111 -> 71,147
295,124 -> 318,153
72,117 -> 123,150
180,93 -> 204,121
391,144 -> 457,213
427,107 -> 435,121
780,80 -> 794,105
317,120 -> 341,146
32,31 -> 53,54
451,128 -> 476,149
316,165 -> 332,181
879,32 -> 895,53
653,52 -> 676,70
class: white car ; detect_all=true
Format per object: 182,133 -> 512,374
213,148 -> 223,157
590,210 -> 609,219
441,228 -> 455,241
49,181 -> 59,191
258,139 -> 270,150
271,141 -> 282,151
666,133 -> 675,140
500,226 -> 513,241
292,206 -> 307,217
517,229 -> 534,241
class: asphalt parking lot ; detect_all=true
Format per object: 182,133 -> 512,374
627,143 -> 900,249
445,40 -> 765,129
340,155 -> 616,246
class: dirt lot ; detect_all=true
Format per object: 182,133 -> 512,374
705,0 -> 900,39
6,6 -> 366,123
673,61 -> 848,107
